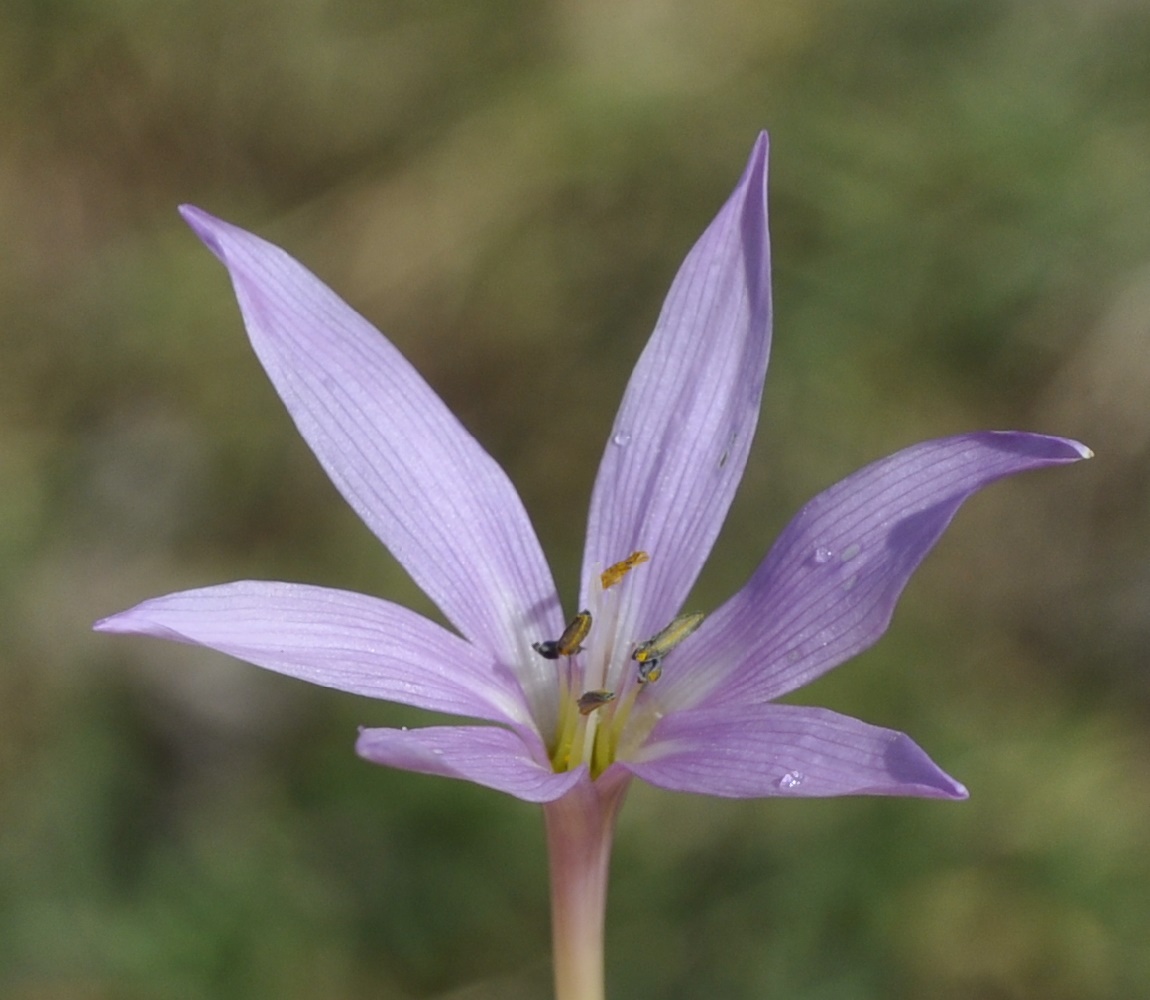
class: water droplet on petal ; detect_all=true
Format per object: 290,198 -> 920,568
612,432 -> 632,447
813,546 -> 833,564
778,770 -> 804,790
842,574 -> 858,592
840,543 -> 861,562
432,748 -> 444,755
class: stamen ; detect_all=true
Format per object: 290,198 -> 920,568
637,661 -> 662,685
632,611 -> 706,684
532,610 -> 592,659
600,550 -> 649,591
577,690 -> 616,715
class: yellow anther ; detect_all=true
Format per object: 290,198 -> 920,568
533,610 -> 592,660
600,550 -> 649,591
632,611 -> 706,683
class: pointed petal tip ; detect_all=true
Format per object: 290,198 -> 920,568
92,609 -> 135,634
178,203 -> 229,260
916,763 -> 968,801
91,607 -> 185,644
884,730 -> 969,800
177,203 -> 216,232
740,132 -> 769,191
1035,433 -> 1093,463
986,430 -> 1093,463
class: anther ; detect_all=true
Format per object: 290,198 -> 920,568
533,610 -> 592,660
600,551 -> 649,591
632,611 -> 706,683
577,690 -> 616,715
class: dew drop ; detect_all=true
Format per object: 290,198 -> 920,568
778,770 -> 804,790
813,546 -> 833,564
432,748 -> 444,756
840,542 -> 861,562
842,574 -> 858,592
612,432 -> 632,447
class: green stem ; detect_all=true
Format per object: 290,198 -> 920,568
543,774 -> 630,1000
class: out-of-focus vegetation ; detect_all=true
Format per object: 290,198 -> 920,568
2,0 -> 1148,997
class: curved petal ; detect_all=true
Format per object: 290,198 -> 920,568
625,704 -> 967,800
356,724 -> 586,803
95,581 -> 531,726
179,206 -> 563,678
661,432 -> 1092,711
580,134 -> 772,642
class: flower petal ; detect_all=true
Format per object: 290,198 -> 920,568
95,581 -> 530,726
581,134 -> 772,639
179,206 -> 563,674
356,724 -> 585,803
663,432 -> 1092,711
625,704 -> 967,799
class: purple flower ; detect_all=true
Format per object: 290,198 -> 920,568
96,134 -> 1091,998
96,134 -> 1089,806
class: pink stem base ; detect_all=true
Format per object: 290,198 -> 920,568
542,771 -> 630,1000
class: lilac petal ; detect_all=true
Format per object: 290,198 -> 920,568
663,432 -> 1091,711
625,704 -> 967,799
356,724 -> 585,803
581,134 -> 772,636
179,206 -> 563,672
94,581 -> 531,726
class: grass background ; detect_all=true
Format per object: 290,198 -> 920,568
2,0 -> 1148,997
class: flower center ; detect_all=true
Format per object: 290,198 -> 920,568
534,552 -> 705,780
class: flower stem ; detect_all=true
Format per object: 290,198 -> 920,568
543,774 -> 630,1000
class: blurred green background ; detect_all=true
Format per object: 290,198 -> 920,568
2,0 -> 1148,997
